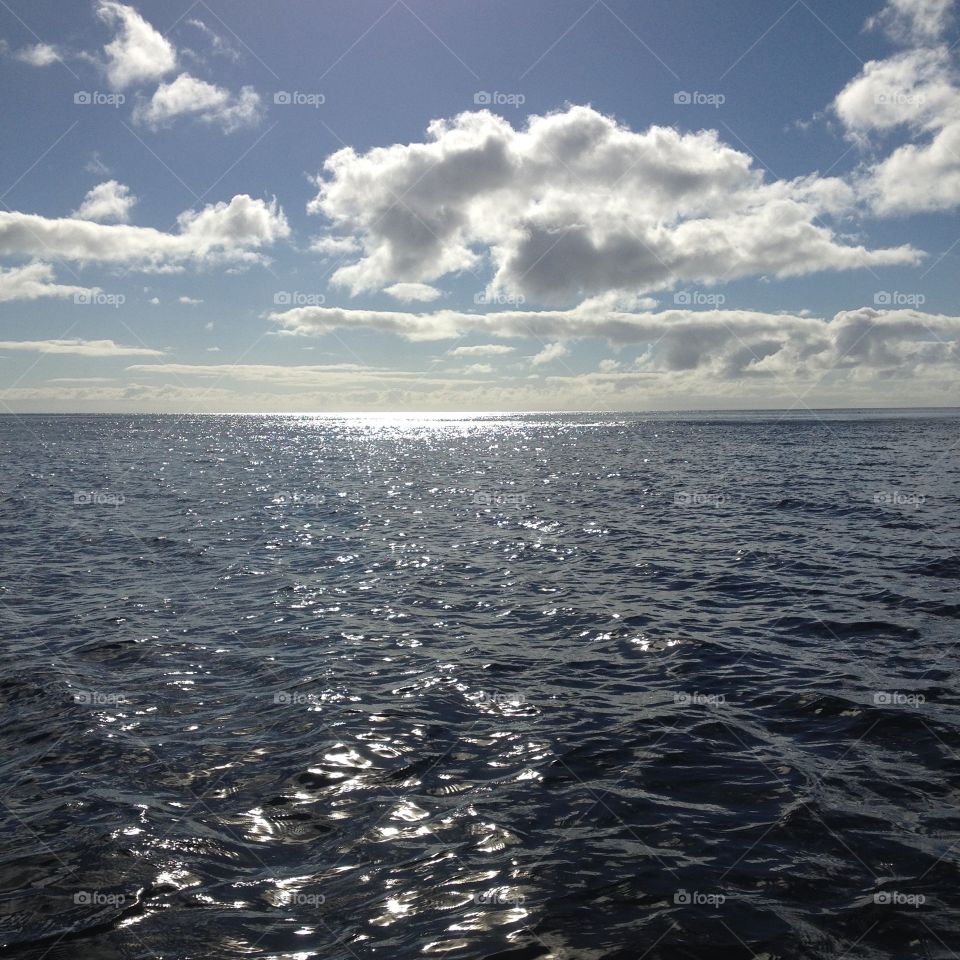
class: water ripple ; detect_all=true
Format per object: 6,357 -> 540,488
0,411 -> 957,959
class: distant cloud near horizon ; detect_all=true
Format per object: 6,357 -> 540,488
530,342 -> 569,367
448,345 -> 516,357
270,300 -> 960,385
0,338 -> 163,357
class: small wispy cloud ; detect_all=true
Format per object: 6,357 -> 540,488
530,342 -> 569,366
384,282 -> 442,303
448,344 -> 515,357
15,43 -> 62,67
0,338 -> 164,357
73,180 -> 137,223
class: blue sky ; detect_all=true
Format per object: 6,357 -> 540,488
0,0 -> 958,411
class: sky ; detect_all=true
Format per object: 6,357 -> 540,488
0,0 -> 958,412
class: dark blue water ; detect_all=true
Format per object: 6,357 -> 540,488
0,411 -> 958,959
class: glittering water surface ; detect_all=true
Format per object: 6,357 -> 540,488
0,411 -> 958,960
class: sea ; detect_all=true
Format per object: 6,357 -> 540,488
0,410 -> 957,960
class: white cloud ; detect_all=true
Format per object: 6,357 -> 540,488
269,299 -> 960,381
834,48 -> 956,138
5,315 -> 958,414
835,0 -> 960,213
8,304 -> 946,412
530,341 -> 569,366
272,296 -> 821,347
127,362 -> 383,383
384,282 -> 442,303
0,194 -> 289,269
0,338 -> 164,357
73,180 -> 137,223
148,296 -> 160,304
3,369 -> 951,413
309,235 -> 361,256
307,105 -> 920,305
185,18 -> 240,61
448,344 -> 515,357
866,123 -> 960,213
179,295 -> 203,304
0,262 -> 98,302
868,0 -> 955,41
97,0 -> 177,89
15,43 -> 62,66
85,153 -> 112,176
462,363 -> 493,374
135,73 -> 262,132
273,305 -> 467,341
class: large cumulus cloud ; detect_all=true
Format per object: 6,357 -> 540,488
307,105 -> 920,304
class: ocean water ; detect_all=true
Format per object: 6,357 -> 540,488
0,410 -> 958,960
